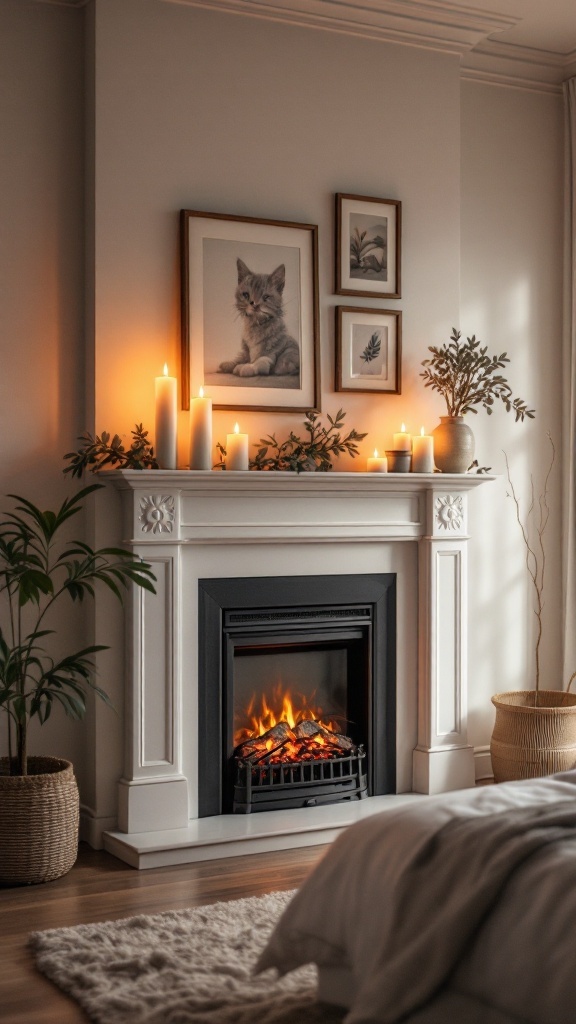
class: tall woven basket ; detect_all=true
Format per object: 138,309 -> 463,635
491,690 -> 576,783
0,756 -> 79,886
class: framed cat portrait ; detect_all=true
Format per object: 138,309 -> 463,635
180,209 -> 320,412
335,193 -> 401,299
335,306 -> 402,394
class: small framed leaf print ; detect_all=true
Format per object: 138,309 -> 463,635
335,306 -> 402,394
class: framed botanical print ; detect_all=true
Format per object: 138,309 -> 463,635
336,305 -> 402,394
180,209 -> 320,412
335,193 -> 401,298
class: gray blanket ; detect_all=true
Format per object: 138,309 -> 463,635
257,778 -> 576,1024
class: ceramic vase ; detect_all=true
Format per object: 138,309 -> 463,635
432,415 -> 475,473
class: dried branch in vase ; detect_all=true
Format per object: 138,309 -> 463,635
504,433 -> 555,699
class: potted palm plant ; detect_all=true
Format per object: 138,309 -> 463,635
0,484 -> 155,884
490,436 -> 576,782
420,328 -> 535,471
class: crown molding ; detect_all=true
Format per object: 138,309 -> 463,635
160,0 -> 518,55
35,0 -> 576,93
461,38 -> 576,94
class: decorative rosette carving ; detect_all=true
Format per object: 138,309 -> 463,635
435,494 -> 464,531
139,495 -> 175,534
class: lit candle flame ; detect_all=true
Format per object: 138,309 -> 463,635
163,363 -> 169,376
199,386 -> 204,398
373,449 -> 379,458
234,422 -> 240,434
420,426 -> 425,436
401,422 -> 406,432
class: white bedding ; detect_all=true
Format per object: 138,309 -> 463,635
256,772 -> 576,1024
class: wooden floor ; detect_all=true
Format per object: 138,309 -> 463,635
0,841 -> 329,1024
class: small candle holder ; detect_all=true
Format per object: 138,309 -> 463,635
385,450 -> 412,473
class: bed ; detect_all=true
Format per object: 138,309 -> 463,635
256,771 -> 576,1024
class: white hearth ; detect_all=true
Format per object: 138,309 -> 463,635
103,470 -> 493,868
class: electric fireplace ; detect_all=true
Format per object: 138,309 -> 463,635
198,573 -> 396,816
102,470 -> 493,868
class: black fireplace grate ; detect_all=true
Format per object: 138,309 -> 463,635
233,747 -> 367,813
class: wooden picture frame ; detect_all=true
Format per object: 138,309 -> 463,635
335,193 -> 401,299
180,209 -> 320,412
336,305 -> 402,394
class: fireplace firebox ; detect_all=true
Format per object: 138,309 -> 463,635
198,574 -> 396,816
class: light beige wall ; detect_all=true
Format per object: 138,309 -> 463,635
461,80 -> 564,751
91,0 -> 462,449
0,0 -> 89,787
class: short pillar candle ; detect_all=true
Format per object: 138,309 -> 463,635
393,423 -> 412,451
155,364 -> 177,470
367,449 -> 388,473
411,427 -> 435,473
189,386 -> 213,470
226,422 -> 249,471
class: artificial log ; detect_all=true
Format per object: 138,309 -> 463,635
236,717 -> 356,764
294,719 -> 354,751
236,721 -> 292,760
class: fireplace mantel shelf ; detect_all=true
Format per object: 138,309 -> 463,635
111,469 -> 496,494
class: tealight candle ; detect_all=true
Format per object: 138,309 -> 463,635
189,386 -> 212,470
367,449 -> 388,473
393,423 -> 411,452
411,427 -> 434,473
226,422 -> 249,471
155,364 -> 177,469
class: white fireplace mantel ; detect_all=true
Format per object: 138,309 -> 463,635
103,470 -> 494,868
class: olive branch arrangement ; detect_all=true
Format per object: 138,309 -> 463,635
421,328 -> 535,421
63,424 -> 158,477
216,409 -> 367,473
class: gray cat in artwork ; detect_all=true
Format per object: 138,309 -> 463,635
218,259 -> 300,378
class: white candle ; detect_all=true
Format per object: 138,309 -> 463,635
155,363 -> 177,469
411,427 -> 435,473
226,422 -> 249,471
393,423 -> 412,451
189,386 -> 213,470
367,449 -> 388,473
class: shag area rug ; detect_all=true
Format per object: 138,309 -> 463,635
30,889 -> 346,1024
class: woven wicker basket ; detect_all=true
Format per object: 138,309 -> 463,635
0,756 -> 79,886
491,690 -> 576,784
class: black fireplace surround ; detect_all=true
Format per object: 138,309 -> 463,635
198,573 -> 396,817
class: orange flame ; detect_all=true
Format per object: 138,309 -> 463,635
234,683 -> 340,749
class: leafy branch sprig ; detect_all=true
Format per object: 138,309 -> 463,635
216,410 -> 368,473
63,424 -> 159,478
503,434 -> 555,698
421,328 -> 535,421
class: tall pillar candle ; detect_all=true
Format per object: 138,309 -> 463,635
411,427 -> 435,473
393,423 -> 412,451
189,386 -> 212,469
155,364 -> 177,469
226,422 -> 249,471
